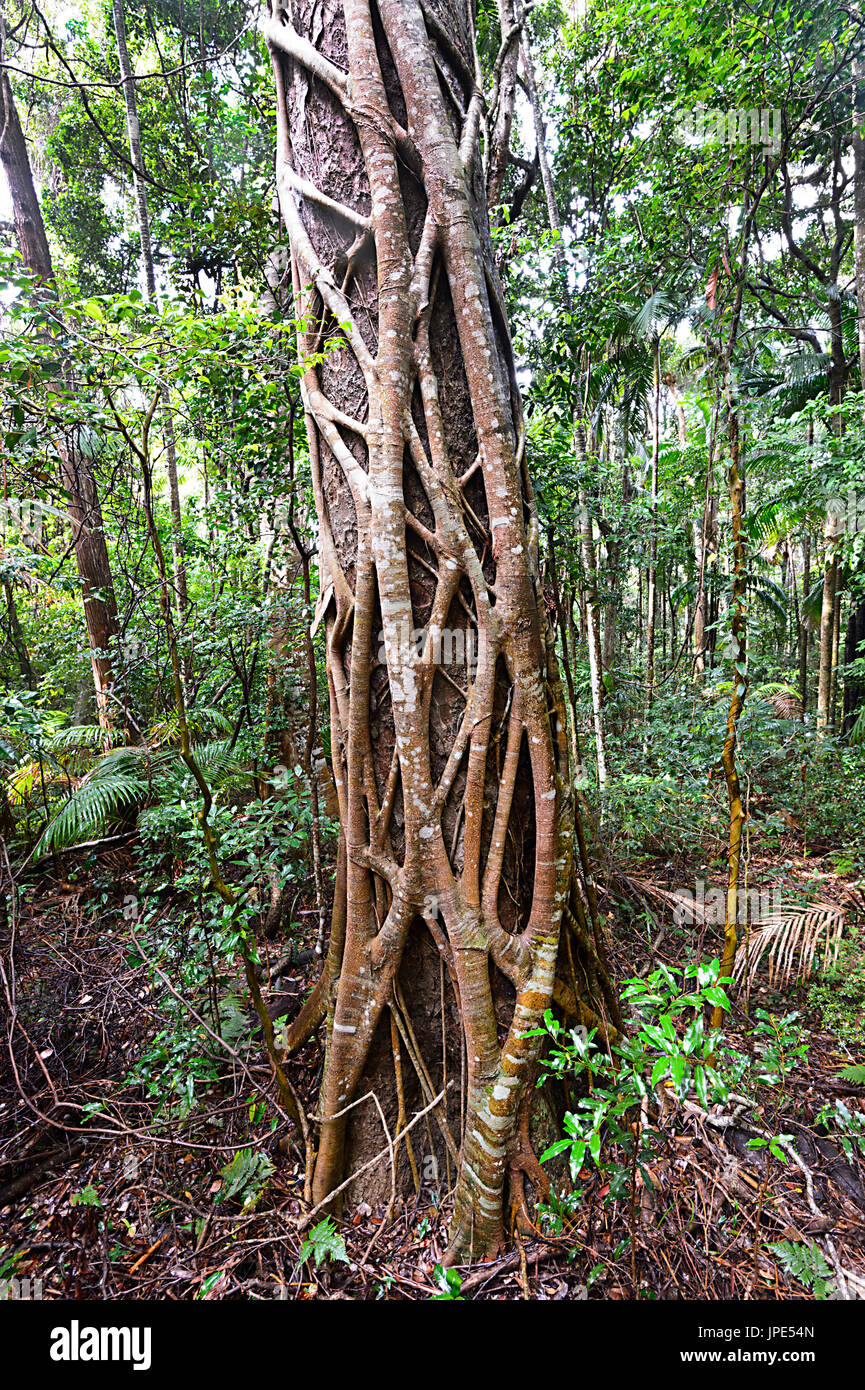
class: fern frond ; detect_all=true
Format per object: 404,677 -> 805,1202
769,1240 -> 833,1297
188,707 -> 233,735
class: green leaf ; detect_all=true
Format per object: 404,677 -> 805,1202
540,1138 -> 572,1162
651,1055 -> 669,1086
70,1185 -> 101,1207
299,1217 -> 349,1269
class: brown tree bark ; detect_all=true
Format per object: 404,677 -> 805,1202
692,493 -> 717,680
816,535 -> 839,739
3,574 -> 36,689
798,528 -> 811,714
265,0 -> 615,1262
644,333 -> 660,710
855,57 -> 865,414
485,0 -> 521,216
0,56 -> 122,728
714,352 -> 747,1019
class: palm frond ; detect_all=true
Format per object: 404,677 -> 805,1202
46,725 -> 126,751
801,577 -> 825,631
848,706 -> 865,747
747,575 -> 789,626
744,497 -> 809,546
6,759 -> 56,805
755,683 -> 803,719
190,739 -> 245,787
37,770 -> 144,855
146,707 -> 233,746
733,902 -> 847,988
632,289 -> 678,340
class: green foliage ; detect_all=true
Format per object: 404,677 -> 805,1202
38,766 -> 144,854
535,963 -> 813,1241
217,1150 -> 275,1211
34,737 -> 247,855
807,928 -> 865,1051
815,1099 -> 865,1164
299,1218 -> 349,1270
70,1185 -> 102,1208
768,1240 -> 835,1300
535,960 -> 736,1202
430,1266 -> 466,1300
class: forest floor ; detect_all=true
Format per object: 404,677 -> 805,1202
1,833 -> 864,1301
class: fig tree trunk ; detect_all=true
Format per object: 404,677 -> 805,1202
265,0 -> 615,1262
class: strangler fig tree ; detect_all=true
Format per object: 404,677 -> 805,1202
264,0 -> 618,1262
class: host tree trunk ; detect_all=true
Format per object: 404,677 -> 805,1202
265,0 -> 615,1262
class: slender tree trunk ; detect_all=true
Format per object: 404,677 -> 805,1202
602,534 -> 619,669
817,534 -> 839,738
711,176 -> 766,1025
0,68 -> 53,285
798,529 -> 811,714
266,0 -> 615,1263
3,576 -> 36,689
112,0 -> 189,620
547,524 -> 587,788
575,440 -> 609,786
644,333 -> 660,709
0,58 -> 122,728
829,588 -> 843,734
486,0 -> 520,215
714,353 -> 747,1024
855,57 -> 865,414
693,494 -> 717,679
